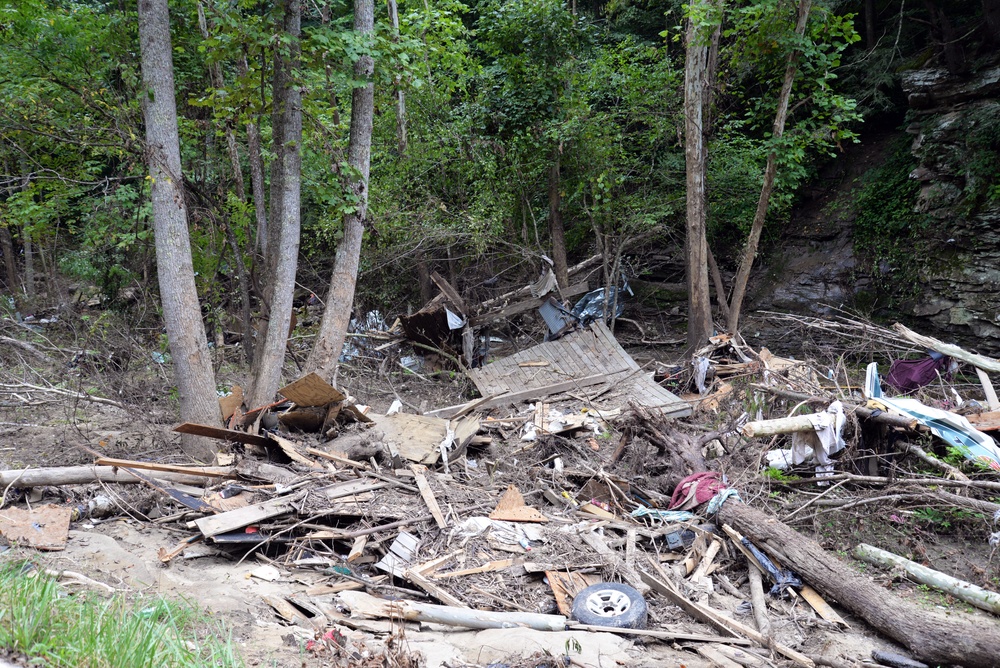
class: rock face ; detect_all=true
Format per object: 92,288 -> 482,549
755,62 -> 1000,356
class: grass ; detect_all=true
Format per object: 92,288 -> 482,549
0,562 -> 243,668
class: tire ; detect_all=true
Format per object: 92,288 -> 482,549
570,582 -> 648,629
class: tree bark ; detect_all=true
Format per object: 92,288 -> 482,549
718,501 -> 1000,667
726,0 -> 811,334
22,233 -> 33,302
305,0 -> 375,382
683,0 -> 715,352
0,224 -> 16,295
247,0 -> 302,409
138,0 -> 221,461
548,152 -> 569,290
387,0 -> 407,156
197,1 -> 254,363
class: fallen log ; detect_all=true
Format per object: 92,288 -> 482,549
0,465 -> 229,488
750,384 -> 918,430
741,414 -> 818,437
717,500 -> 1000,667
854,543 -> 1000,616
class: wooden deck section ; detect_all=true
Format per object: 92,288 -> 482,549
468,322 -> 691,418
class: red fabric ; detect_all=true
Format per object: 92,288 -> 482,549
669,472 -> 727,510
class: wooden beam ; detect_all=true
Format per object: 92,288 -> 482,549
893,323 -> 1000,373
411,464 -> 447,529
469,281 -> 589,327
430,270 -> 467,315
191,493 -> 303,538
174,422 -> 272,448
94,458 -> 234,478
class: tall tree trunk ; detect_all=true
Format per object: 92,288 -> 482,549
138,0 -> 220,461
864,0 -> 876,48
305,0 -> 375,383
246,0 -> 302,409
387,0 -> 407,156
236,55 -> 269,255
23,233 -> 33,302
197,1 -> 254,364
548,153 -> 569,290
985,0 -> 1000,43
725,0 -> 811,334
683,0 -> 715,352
0,225 -> 15,295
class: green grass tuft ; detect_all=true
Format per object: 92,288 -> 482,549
0,562 -> 243,668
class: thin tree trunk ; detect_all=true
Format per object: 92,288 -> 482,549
305,0 -> 375,382
707,246 -> 729,322
387,0 -> 407,156
138,0 -> 221,461
238,55 -> 269,254
985,0 -> 1000,43
0,225 -> 16,295
548,153 -> 569,290
725,0 -> 811,334
197,1 -> 254,364
683,0 -> 714,352
864,0 -> 876,48
247,0 -> 302,409
22,233 -> 33,302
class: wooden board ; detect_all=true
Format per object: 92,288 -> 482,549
173,422 -> 272,448
467,322 -> 690,418
94,458 -> 234,479
966,411 -> 1000,432
489,485 -> 548,523
545,570 -> 601,616
192,493 -> 303,538
368,413 -> 450,465
219,385 -> 244,420
277,372 -> 346,407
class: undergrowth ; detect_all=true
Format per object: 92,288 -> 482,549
0,562 -> 243,668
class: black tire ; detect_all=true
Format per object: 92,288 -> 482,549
570,582 -> 648,629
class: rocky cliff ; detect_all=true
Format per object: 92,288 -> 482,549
754,61 -> 1000,356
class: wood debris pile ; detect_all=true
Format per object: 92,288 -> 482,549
3,322 -> 1000,668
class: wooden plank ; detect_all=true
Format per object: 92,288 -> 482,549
403,569 -> 469,608
479,374 -> 609,409
411,464 -> 447,529
277,372 -> 345,406
192,493 -> 303,538
976,368 -> 1000,411
347,536 -> 368,563
219,385 -> 244,420
967,411 -> 1000,431
270,434 -> 323,468
174,422 -> 272,448
95,458 -> 234,479
430,270 -> 467,315
545,570 -> 600,616
432,559 -> 515,579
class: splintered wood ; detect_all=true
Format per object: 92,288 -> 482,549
489,485 -> 548,523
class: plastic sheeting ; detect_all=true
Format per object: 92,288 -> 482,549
864,362 -> 1000,472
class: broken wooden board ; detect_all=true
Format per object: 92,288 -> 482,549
489,485 -> 548,523
430,270 -> 467,315
467,321 -> 690,418
191,493 -> 304,538
366,413 -> 475,465
0,504 -> 72,550
174,422 -> 272,448
966,411 -> 1000,432
432,559 -> 515,579
411,465 -> 447,529
375,531 -> 421,577
545,570 -> 601,617
277,372 -> 346,407
277,406 -> 327,432
469,281 -> 589,327
270,434 -> 323,469
219,385 -> 244,420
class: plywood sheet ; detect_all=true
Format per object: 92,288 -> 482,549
277,373 -> 346,407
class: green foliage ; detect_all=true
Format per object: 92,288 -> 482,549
852,135 -> 931,297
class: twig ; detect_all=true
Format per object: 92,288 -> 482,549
781,479 -> 847,522
0,381 -> 126,409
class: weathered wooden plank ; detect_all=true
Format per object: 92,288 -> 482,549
174,422 -> 272,447
192,493 -> 303,537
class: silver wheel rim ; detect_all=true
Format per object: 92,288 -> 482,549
585,589 -> 631,618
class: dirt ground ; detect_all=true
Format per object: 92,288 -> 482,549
2,307 -> 1000,667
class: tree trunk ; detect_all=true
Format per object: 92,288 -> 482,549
387,0 -> 407,156
985,0 -> 1000,43
683,1 -> 714,352
725,0 -> 811,334
247,0 -> 302,409
548,153 -> 569,290
718,501 -> 1000,667
237,55 -> 269,255
0,224 -> 16,295
138,0 -> 221,461
197,1 -> 254,364
305,0 -> 375,382
22,233 -> 33,302
864,0 -> 876,49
